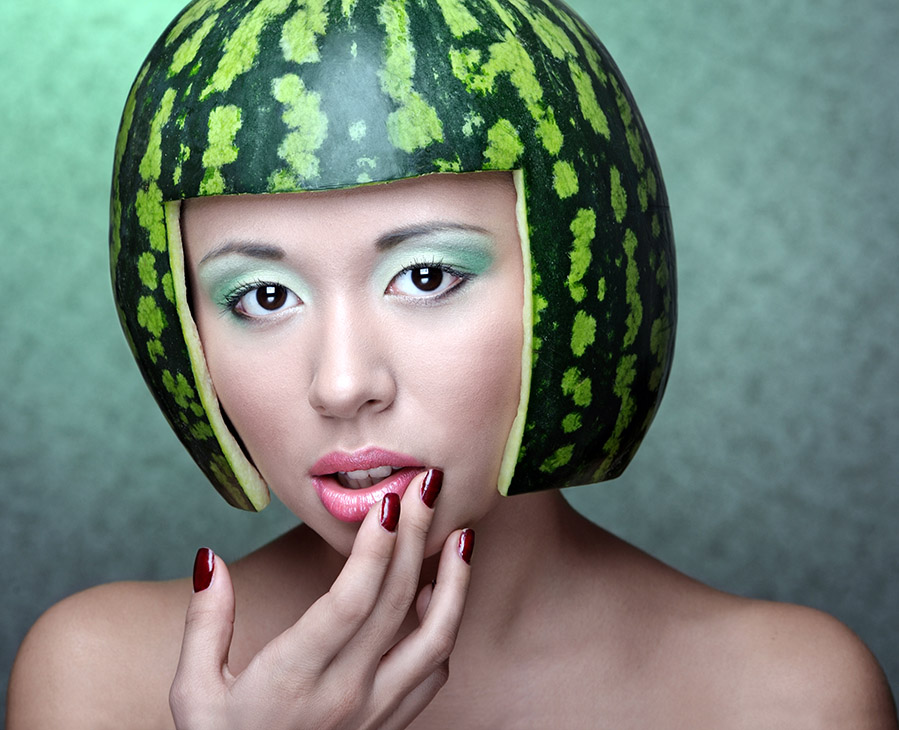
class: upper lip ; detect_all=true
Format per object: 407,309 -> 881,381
310,447 -> 424,477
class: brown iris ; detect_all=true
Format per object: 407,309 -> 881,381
411,267 -> 442,292
257,285 -> 288,310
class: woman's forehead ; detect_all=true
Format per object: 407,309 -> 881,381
181,171 -> 519,249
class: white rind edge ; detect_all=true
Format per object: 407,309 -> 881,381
496,169 -> 533,497
166,200 -> 271,511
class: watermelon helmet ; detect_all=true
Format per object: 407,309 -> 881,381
111,0 -> 676,511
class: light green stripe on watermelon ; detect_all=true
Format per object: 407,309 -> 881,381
111,62 -> 149,274
170,13 -> 218,76
451,32 -> 563,156
200,105 -> 243,195
484,119 -> 523,169
378,0 -> 444,153
566,207 -> 595,303
637,167 -> 658,213
281,0 -> 329,65
540,0 -> 607,85
611,166 -> 627,222
137,296 -> 166,338
162,272 -> 175,304
610,74 -> 646,173
562,413 -> 582,433
200,0 -> 293,101
485,0 -> 518,32
269,74 -> 328,189
462,111 -> 485,136
138,252 -> 158,290
166,0 -> 229,46
507,0 -> 576,60
571,310 -> 597,357
136,83 -> 172,255
570,60 -> 609,139
162,369 -> 197,410
434,0 -> 480,38
554,160 -> 578,198
622,229 -> 643,348
540,443 -> 574,473
603,353 -> 638,458
650,316 -> 671,391
562,366 -> 592,408
139,88 -> 177,183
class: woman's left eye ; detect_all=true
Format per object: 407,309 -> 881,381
387,265 -> 467,299
230,284 -> 301,318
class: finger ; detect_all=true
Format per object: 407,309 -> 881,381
376,663 -> 450,730
169,549 -> 234,714
273,493 -> 400,675
415,580 -> 435,623
372,528 -> 473,700
358,469 -> 443,648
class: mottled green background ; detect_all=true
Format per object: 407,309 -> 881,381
2,0 -> 897,713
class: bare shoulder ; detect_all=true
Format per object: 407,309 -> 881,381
567,531 -> 897,728
716,598 -> 898,728
7,578 -> 189,730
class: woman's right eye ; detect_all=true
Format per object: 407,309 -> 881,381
231,284 -> 301,319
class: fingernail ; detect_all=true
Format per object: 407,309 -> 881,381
458,529 -> 475,565
193,547 -> 214,592
420,468 -> 443,509
380,492 -> 400,532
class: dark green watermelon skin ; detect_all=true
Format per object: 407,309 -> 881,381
111,0 -> 675,508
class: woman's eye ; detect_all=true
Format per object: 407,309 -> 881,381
387,265 -> 466,299
233,284 -> 301,318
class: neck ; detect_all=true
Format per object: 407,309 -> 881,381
415,489 -> 597,646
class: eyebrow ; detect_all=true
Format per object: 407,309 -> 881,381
198,241 -> 285,265
197,222 -> 492,265
375,222 -> 492,251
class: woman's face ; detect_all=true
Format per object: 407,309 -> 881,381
182,172 -> 524,555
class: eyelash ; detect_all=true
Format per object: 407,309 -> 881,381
389,259 -> 474,302
218,260 -> 474,320
220,278 -> 289,319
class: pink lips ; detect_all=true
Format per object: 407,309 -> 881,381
311,448 -> 425,523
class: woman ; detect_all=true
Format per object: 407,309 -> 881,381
8,0 -> 896,727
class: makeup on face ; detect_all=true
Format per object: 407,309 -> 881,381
182,172 -> 525,555
194,222 -> 500,322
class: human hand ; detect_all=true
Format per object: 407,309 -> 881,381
169,469 -> 474,730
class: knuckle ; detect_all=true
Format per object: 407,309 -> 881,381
424,625 -> 458,665
381,575 -> 417,616
169,675 -> 214,724
329,587 -> 372,626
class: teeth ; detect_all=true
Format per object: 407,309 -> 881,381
336,465 -> 401,490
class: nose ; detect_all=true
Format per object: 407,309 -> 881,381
306,300 -> 396,419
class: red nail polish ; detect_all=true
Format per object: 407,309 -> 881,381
380,492 -> 400,532
193,547 -> 214,592
458,529 -> 475,565
420,468 -> 443,509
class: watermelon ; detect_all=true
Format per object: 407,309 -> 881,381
111,0 -> 676,510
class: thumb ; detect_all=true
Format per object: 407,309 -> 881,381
172,548 -> 235,699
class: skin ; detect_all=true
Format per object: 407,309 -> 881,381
7,173 -> 898,729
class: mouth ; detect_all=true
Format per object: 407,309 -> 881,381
334,465 -> 406,490
311,448 -> 426,522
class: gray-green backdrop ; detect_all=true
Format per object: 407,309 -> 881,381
2,0 -> 897,715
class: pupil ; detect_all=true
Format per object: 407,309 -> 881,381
257,285 -> 287,310
411,267 -> 443,292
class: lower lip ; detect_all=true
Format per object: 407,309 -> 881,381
313,467 -> 424,522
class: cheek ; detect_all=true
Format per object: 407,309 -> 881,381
419,304 -> 523,449
198,325 -> 303,457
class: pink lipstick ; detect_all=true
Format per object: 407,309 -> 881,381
311,448 -> 425,522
